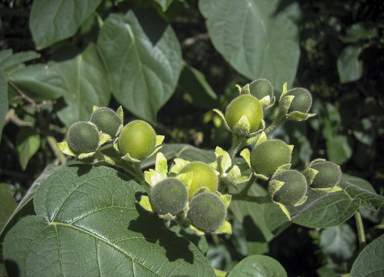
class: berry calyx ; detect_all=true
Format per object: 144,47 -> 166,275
67,122 -> 100,154
225,94 -> 263,134
150,178 -> 188,215
90,107 -> 121,138
270,170 -> 308,206
118,120 -> 156,160
188,192 -> 227,233
250,139 -> 292,177
178,161 -> 218,199
310,161 -> 342,189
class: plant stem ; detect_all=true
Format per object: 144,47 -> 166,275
230,175 -> 271,203
228,135 -> 246,159
355,211 -> 366,251
264,112 -> 286,135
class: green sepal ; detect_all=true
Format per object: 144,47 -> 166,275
232,114 -> 251,136
279,95 -> 295,114
155,152 -> 168,178
120,152 -> 141,163
235,84 -> 242,94
158,213 -> 176,221
57,141 -> 77,157
222,165 -> 251,186
248,119 -> 265,136
304,167 -> 319,186
294,195 -> 308,206
189,225 -> 205,236
245,133 -> 261,146
213,109 -> 231,132
175,172 -> 193,190
279,82 -> 288,102
271,163 -> 292,178
286,111 -> 317,121
191,186 -> 211,198
99,132 -> 111,145
254,131 -> 267,146
218,194 -> 231,209
116,106 -> 124,123
139,195 -> 153,213
308,158 -> 327,167
170,158 -> 190,175
155,135 -> 165,147
240,148 -> 251,168
77,152 -> 97,159
268,179 -> 285,199
214,146 -> 231,173
310,185 -> 343,195
214,269 -> 228,277
260,95 -> 276,110
212,220 -> 232,235
275,202 -> 292,220
240,83 -> 250,95
144,169 -> 163,188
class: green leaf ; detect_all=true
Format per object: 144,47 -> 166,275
337,45 -> 363,84
353,117 -> 375,145
265,173 -> 384,230
154,0 -> 174,11
326,135 -> 353,165
350,234 -> 384,277
178,62 -> 217,109
6,62 -> 67,101
141,143 -> 216,168
227,255 -> 287,277
56,43 -> 111,127
0,70 -> 8,143
342,21 -> 377,43
29,0 -> 102,49
0,50 -> 41,72
199,0 -> 300,90
0,184 -> 17,231
3,164 -> 215,276
97,9 -> 182,124
0,164 -> 59,243
320,223 -> 356,264
15,127 -> 41,170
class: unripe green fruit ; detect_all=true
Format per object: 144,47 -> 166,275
310,161 -> 342,189
67,122 -> 100,154
179,161 -> 218,199
271,170 -> 307,206
286,88 -> 312,113
118,120 -> 156,160
150,178 -> 188,215
90,107 -> 121,138
225,94 -> 263,134
249,78 -> 274,100
250,139 -> 292,177
188,192 -> 226,233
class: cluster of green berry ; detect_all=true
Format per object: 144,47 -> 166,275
58,78 -> 343,235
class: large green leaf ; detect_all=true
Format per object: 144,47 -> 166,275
97,9 -> 182,124
15,127 -> 41,170
6,62 -> 67,101
199,0 -> 300,90
350,234 -> 384,277
337,45 -> 363,84
0,70 -> 7,143
3,164 -> 214,276
0,184 -> 17,232
265,174 -> 384,232
227,255 -> 286,277
56,43 -> 111,127
29,0 -> 102,49
0,50 -> 40,73
326,135 -> 353,165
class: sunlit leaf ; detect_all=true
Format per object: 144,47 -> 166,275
15,127 -> 41,170
227,255 -> 286,277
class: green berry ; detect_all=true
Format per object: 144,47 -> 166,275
179,161 -> 218,199
90,107 -> 121,138
188,192 -> 226,233
225,94 -> 263,134
249,78 -> 274,100
150,178 -> 188,215
250,139 -> 292,177
118,120 -> 156,160
286,88 -> 312,113
270,170 -> 307,206
310,161 -> 342,189
67,122 -> 100,154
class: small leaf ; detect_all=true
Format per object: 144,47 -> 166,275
342,21 -> 377,43
337,45 -> 363,84
227,255 -> 287,277
153,0 -> 174,11
30,0 -> 103,49
0,50 -> 41,72
15,127 -> 41,170
350,234 -> 384,276
0,183 -> 18,231
139,195 -> 153,213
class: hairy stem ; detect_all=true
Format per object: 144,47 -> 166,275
228,135 -> 246,159
355,211 -> 366,251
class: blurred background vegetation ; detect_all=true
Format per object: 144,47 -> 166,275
1,0 -> 383,275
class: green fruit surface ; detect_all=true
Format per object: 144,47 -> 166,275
90,107 -> 121,137
150,178 -> 188,215
118,120 -> 156,160
225,94 -> 263,133
250,139 -> 291,177
179,161 -> 218,199
67,122 -> 99,154
271,170 -> 307,206
249,78 -> 274,100
310,161 -> 342,189
188,192 -> 226,233
286,88 -> 312,113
